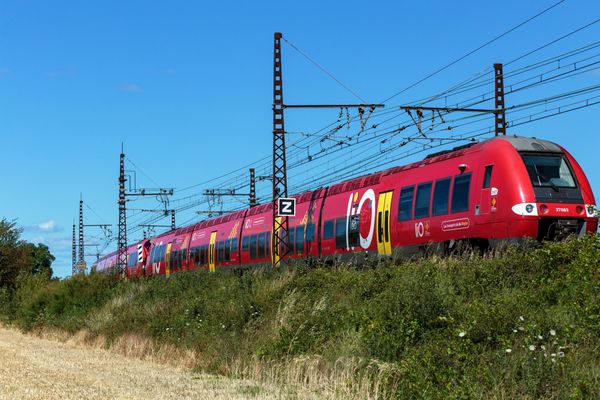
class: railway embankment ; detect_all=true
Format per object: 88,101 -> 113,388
1,235 -> 599,399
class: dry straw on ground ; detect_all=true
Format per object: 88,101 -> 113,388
0,326 -> 324,400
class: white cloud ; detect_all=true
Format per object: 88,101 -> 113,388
25,220 -> 62,233
120,83 -> 143,93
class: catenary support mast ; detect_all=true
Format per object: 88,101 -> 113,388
272,32 -> 290,270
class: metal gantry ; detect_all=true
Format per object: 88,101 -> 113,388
117,147 -> 127,277
72,223 -> 76,275
270,32 -> 384,270
249,168 -> 257,208
117,145 -> 174,277
494,63 -> 506,136
400,63 -> 507,137
271,32 -> 290,270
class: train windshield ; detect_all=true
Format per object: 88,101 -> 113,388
521,154 -> 576,189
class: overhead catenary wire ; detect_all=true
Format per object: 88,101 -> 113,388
106,11 -> 600,254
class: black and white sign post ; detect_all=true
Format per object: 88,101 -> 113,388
277,198 -> 296,217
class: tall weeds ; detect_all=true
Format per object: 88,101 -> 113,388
1,235 -> 598,399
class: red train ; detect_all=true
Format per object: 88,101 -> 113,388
92,136 -> 598,276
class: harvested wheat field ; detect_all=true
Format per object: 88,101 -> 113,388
0,327 -> 316,400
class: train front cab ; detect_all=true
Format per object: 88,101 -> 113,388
498,137 -> 597,242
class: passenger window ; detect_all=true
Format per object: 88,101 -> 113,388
257,233 -> 266,258
432,178 -> 451,216
483,165 -> 493,189
335,217 -> 347,249
306,223 -> 315,242
224,239 -> 230,262
452,173 -> 472,213
295,226 -> 304,254
288,229 -> 295,253
414,182 -> 432,219
250,235 -> 257,259
323,219 -> 334,240
218,242 -> 225,263
398,186 -> 415,221
231,238 -> 238,252
348,214 -> 360,247
242,236 -> 249,252
265,232 -> 271,257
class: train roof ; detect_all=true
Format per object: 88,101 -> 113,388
496,136 -> 562,153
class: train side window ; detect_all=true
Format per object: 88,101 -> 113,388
203,245 -> 208,264
483,165 -> 493,188
398,186 -> 415,221
335,217 -> 347,249
257,233 -> 266,258
250,235 -> 257,259
231,238 -> 238,252
432,177 -> 451,216
128,253 -> 137,267
348,214 -> 360,247
323,219 -> 334,240
306,223 -> 315,242
220,241 -> 226,262
266,233 -> 271,255
295,226 -> 305,254
288,229 -> 295,254
224,239 -> 231,262
452,173 -> 472,213
242,236 -> 249,252
414,182 -> 432,219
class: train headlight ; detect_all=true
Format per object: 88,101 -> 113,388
511,203 -> 538,216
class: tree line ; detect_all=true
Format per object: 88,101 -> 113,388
0,218 -> 55,288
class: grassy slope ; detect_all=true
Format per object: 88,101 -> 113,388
1,235 -> 599,399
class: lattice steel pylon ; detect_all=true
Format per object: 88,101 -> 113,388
72,223 -> 76,275
78,195 -> 84,265
494,63 -> 506,136
249,168 -> 257,208
272,32 -> 290,270
117,145 -> 127,277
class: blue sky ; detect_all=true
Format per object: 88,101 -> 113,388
1,0 -> 599,278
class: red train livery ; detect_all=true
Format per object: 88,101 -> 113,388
92,136 -> 598,276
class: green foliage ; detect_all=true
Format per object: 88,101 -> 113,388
0,218 -> 55,289
1,234 -> 599,399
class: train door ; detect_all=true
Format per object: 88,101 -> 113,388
209,231 -> 217,272
477,165 -> 495,224
376,191 -> 393,255
165,242 -> 172,277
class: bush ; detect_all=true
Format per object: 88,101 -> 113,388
1,235 -> 599,399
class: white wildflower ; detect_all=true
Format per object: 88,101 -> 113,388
558,351 -> 565,358
505,348 -> 512,353
549,329 -> 556,336
551,353 -> 556,357
458,331 -> 466,337
512,329 -> 517,333
519,316 -> 525,321
537,335 -> 543,340
541,345 -> 546,350
518,326 -> 525,331
529,345 -> 536,351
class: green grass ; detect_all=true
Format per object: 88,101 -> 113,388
1,235 -> 599,399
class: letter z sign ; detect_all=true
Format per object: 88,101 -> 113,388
277,198 -> 296,217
